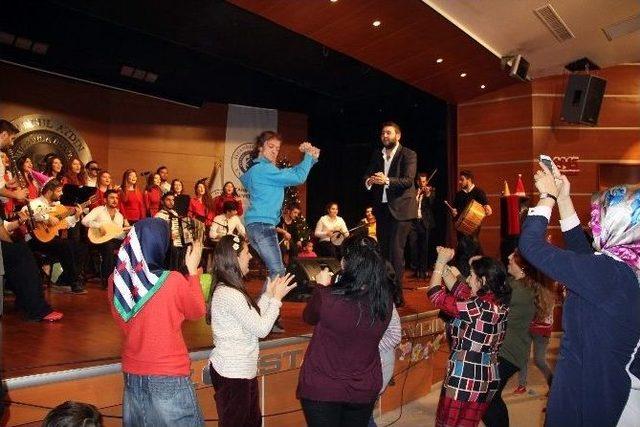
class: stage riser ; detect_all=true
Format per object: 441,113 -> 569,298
5,312 -> 444,426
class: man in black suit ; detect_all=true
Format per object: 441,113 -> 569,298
409,173 -> 436,279
364,122 -> 417,305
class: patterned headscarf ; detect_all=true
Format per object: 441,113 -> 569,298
113,218 -> 170,321
590,185 -> 640,277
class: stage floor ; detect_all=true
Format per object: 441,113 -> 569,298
1,274 -> 436,379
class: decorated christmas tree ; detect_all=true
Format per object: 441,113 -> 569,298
278,156 -> 311,243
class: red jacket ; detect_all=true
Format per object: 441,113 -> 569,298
213,194 -> 243,216
144,187 -> 162,217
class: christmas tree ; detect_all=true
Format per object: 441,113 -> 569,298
278,156 -> 311,243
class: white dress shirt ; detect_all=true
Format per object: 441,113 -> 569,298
210,214 -> 246,240
365,144 -> 400,203
81,205 -> 127,240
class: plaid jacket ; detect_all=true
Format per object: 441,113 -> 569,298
428,281 -> 509,402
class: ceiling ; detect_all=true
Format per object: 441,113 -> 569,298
425,0 -> 640,78
1,0 -> 440,110
228,0 -> 517,103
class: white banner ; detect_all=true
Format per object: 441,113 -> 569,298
223,104 -> 278,211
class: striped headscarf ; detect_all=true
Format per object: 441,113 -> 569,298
113,218 -> 170,321
590,185 -> 640,278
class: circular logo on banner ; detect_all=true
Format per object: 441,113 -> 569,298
231,142 -> 255,179
10,115 -> 92,168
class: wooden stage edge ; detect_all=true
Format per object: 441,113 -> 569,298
2,277 -> 447,426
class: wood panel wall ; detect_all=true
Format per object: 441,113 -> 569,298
458,64 -> 640,256
0,63 -> 309,212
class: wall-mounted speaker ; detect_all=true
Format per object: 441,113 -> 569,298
283,257 -> 342,301
561,75 -> 607,126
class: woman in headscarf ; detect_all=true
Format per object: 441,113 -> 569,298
519,162 -> 640,426
108,218 -> 206,427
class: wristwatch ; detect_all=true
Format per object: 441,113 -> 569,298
539,193 -> 558,202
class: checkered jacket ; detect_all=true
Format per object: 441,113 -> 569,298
428,281 -> 509,402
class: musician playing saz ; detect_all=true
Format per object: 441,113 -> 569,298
82,189 -> 130,282
451,170 -> 492,276
24,179 -> 87,294
209,200 -> 245,241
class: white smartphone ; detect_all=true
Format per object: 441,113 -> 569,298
539,154 -> 557,173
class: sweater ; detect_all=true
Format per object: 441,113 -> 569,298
241,154 -> 316,226
519,212 -> 640,427
297,286 -> 392,403
119,189 -> 146,221
208,286 -> 282,379
499,277 -> 536,370
144,187 -> 162,217
108,272 -> 206,376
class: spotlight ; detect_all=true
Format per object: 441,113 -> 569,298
480,84 -> 486,89
436,58 -> 443,64
372,20 -> 381,27
460,73 -> 467,78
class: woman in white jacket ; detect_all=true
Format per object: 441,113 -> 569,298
208,234 -> 296,427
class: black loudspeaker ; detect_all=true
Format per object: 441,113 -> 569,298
283,257 -> 342,301
561,75 -> 607,126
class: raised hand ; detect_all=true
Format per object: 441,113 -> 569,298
270,273 -> 297,301
436,246 -> 455,264
185,240 -> 203,275
315,267 -> 333,287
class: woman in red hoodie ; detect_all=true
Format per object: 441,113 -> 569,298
119,169 -> 146,224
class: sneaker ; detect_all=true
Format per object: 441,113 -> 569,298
71,287 -> 88,295
513,385 -> 527,394
42,311 -> 64,322
50,284 -> 72,293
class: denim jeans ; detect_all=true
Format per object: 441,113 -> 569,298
518,334 -> 553,387
246,222 -> 286,292
123,373 -> 204,427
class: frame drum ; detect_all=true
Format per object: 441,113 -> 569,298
455,200 -> 486,235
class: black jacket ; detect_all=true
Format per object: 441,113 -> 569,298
364,145 -> 417,221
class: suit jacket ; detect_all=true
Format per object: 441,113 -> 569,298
364,145 -> 417,221
417,189 -> 436,229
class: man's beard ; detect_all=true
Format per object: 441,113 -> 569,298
382,139 -> 398,149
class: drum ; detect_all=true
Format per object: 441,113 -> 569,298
455,200 -> 486,235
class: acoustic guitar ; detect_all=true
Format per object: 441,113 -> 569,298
32,196 -> 97,243
88,222 -> 129,244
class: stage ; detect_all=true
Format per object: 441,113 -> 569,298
1,274 -> 437,378
2,273 -> 447,426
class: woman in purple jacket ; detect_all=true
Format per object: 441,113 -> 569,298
297,236 -> 394,427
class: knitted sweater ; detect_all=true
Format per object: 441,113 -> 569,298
208,286 -> 282,379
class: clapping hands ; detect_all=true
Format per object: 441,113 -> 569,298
299,141 -> 321,160
265,273 -> 298,301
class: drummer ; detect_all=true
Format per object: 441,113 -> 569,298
314,201 -> 349,259
451,170 -> 492,276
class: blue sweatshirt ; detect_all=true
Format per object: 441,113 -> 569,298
519,214 -> 640,427
241,153 -> 317,226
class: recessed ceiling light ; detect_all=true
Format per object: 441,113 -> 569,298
436,58 -> 443,64
480,84 -> 486,89
372,20 -> 381,27
460,73 -> 467,78
330,0 -> 338,2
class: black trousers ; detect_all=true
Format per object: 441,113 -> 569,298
408,220 -> 431,273
375,205 -> 413,303
94,238 -> 122,279
2,240 -> 52,320
210,364 -> 261,427
316,241 -> 339,259
29,236 -> 81,287
301,398 -> 375,427
482,356 -> 520,427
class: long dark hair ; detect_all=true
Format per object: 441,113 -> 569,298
195,178 -> 216,212
471,257 -> 511,305
43,155 -> 64,179
511,250 -> 554,320
222,181 -> 239,197
250,130 -> 282,163
64,156 -> 86,186
212,235 -> 260,313
332,236 -> 391,325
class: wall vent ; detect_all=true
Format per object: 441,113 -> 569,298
534,4 -> 575,42
602,14 -> 640,41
